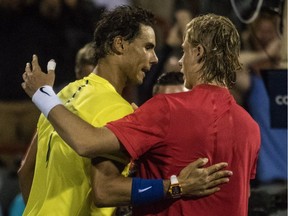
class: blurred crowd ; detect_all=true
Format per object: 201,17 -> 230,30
0,0 -> 287,215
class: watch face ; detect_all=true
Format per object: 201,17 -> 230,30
172,186 -> 181,194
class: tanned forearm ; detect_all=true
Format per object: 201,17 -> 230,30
239,51 -> 268,67
92,159 -> 170,207
47,105 -> 121,158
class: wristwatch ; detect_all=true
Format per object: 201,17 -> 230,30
168,175 -> 182,198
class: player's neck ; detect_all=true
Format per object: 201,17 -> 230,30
93,62 -> 126,95
195,78 -> 227,88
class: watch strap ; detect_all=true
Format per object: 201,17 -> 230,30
170,175 -> 179,184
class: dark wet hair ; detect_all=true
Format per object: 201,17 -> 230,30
92,5 -> 155,64
153,71 -> 184,95
156,71 -> 184,86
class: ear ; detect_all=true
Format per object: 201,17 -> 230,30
112,36 -> 125,54
196,44 -> 205,63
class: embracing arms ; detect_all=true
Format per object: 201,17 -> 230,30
92,158 -> 231,207
21,55 -> 232,205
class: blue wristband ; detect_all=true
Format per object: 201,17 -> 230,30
131,178 -> 164,206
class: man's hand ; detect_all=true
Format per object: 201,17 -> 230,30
178,158 -> 232,197
22,54 -> 56,98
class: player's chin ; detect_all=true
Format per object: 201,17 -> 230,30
137,73 -> 145,84
136,78 -> 144,85
130,77 -> 143,85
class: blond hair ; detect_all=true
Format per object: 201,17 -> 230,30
186,14 -> 242,88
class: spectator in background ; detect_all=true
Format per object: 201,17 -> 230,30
152,71 -> 188,95
8,194 -> 25,216
233,8 -> 282,107
74,42 -> 96,80
239,7 -> 287,185
55,41 -> 96,92
240,4 -> 287,215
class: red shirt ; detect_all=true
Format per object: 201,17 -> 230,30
107,84 -> 260,216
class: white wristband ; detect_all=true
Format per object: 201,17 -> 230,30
32,85 -> 62,118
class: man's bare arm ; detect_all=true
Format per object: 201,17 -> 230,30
91,160 -> 131,207
18,133 -> 38,204
92,158 -> 232,207
50,105 -> 121,158
22,55 -> 233,199
22,55 -> 120,158
239,38 -> 282,70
